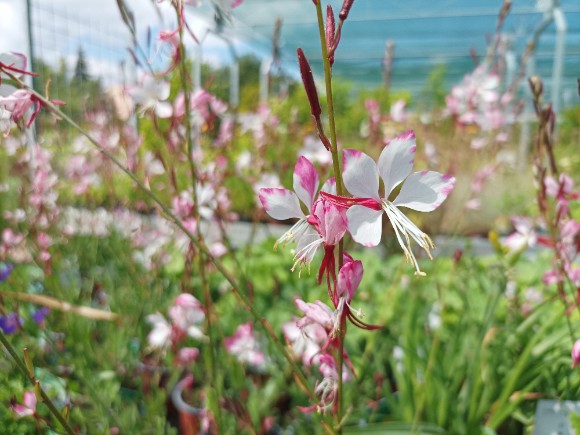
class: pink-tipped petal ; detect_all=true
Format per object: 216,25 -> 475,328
259,188 -> 305,220
342,149 -> 380,200
346,205 -> 383,247
337,259 -> 364,301
393,172 -> 455,212
22,391 -> 37,411
378,130 -> 416,196
293,156 -> 319,212
313,200 -> 347,245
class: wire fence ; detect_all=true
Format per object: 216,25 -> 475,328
28,0 -> 135,116
24,0 -> 580,113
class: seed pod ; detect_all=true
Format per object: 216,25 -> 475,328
297,48 -> 321,121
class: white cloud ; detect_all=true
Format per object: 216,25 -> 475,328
0,0 -> 286,89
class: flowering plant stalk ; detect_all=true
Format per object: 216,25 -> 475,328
528,76 -> 580,344
259,0 -> 455,429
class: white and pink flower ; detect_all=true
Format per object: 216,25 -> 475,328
259,156 -> 335,252
322,130 -> 455,275
224,322 -> 266,370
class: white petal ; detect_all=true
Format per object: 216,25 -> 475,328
342,149 -> 380,199
346,205 -> 383,247
378,130 -> 416,196
393,171 -> 455,212
321,177 -> 336,195
293,156 -> 319,212
259,188 -> 305,220
155,101 -> 173,118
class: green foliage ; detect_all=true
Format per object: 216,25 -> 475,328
34,56 -> 103,126
421,64 -> 448,110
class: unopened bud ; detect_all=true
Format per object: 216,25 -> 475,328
34,381 -> 42,402
452,249 -> 463,265
23,348 -> 34,378
572,339 -> 580,367
297,48 -> 322,121
326,5 -> 336,65
528,75 -> 543,99
339,0 -> 355,21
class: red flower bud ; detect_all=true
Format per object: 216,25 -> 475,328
297,48 -> 321,121
339,0 -> 355,21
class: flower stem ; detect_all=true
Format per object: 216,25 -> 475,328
0,330 -> 75,434
314,1 -> 347,428
176,15 -> 223,429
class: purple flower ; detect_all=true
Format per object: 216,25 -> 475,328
32,307 -> 50,324
0,312 -> 22,334
0,263 -> 13,282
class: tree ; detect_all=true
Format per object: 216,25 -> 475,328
73,47 -> 91,83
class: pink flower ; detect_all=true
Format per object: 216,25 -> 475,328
0,52 -> 31,80
11,390 -> 37,418
168,294 -> 205,340
128,76 -> 172,118
146,294 -> 206,349
572,340 -> 580,368
545,174 -> 580,218
292,199 -> 347,284
282,316 -> 326,366
322,130 -> 455,275
334,257 -> 380,331
503,216 -> 537,253
224,323 -> 266,370
176,347 -> 200,366
259,157 -> 335,251
390,99 -> 408,123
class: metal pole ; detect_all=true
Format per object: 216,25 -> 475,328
259,57 -> 272,103
229,61 -> 239,108
551,5 -> 566,114
25,0 -> 36,91
25,0 -> 37,153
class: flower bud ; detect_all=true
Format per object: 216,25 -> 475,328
572,339 -> 580,367
326,5 -> 336,64
339,0 -> 355,21
297,48 -> 322,121
528,75 -> 543,99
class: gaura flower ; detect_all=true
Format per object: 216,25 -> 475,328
258,156 -> 335,250
11,390 -> 37,418
322,130 -> 455,275
128,75 -> 172,118
224,322 -> 266,370
334,255 -> 381,331
572,339 -> 580,368
293,199 -> 347,282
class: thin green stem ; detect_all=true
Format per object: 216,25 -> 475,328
314,1 -> 346,428
7,72 -> 336,434
0,331 -> 75,434
314,2 -> 343,197
175,8 -> 221,428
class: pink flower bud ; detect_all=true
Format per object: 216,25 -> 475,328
296,48 -> 321,122
325,5 -> 336,64
572,340 -> 580,367
339,0 -> 355,21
